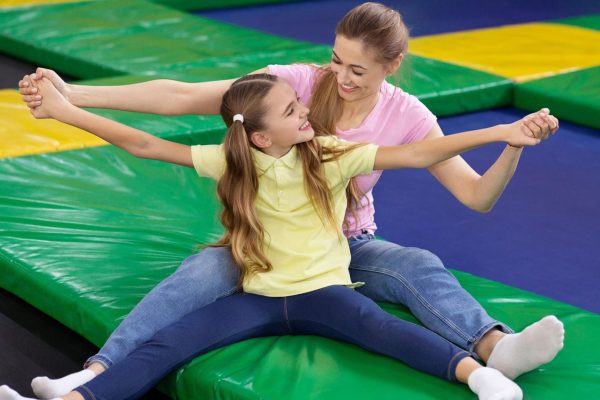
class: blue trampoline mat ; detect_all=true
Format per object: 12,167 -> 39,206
372,107 -> 600,314
197,0 -> 600,41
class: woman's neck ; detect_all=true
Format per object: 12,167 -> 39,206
337,92 -> 379,131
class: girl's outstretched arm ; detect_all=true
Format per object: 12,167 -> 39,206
19,67 -> 268,116
373,113 -> 549,171
33,78 -> 193,167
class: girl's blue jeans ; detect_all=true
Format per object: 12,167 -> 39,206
76,285 -> 471,400
86,234 -> 511,369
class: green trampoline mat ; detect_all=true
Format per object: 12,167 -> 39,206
554,14 -> 600,31
0,145 -> 598,399
514,66 -> 600,130
152,0 -> 298,11
0,0 -> 511,117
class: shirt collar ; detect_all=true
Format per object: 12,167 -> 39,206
251,145 -> 299,174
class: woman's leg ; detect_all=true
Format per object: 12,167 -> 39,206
348,235 -> 563,378
287,286 -> 523,400
32,247 -> 240,398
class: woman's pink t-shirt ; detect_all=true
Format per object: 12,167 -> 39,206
268,64 -> 437,236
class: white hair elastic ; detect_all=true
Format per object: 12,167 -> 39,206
233,114 -> 244,123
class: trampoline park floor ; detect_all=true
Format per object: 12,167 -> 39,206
0,0 -> 599,399
0,55 -> 166,400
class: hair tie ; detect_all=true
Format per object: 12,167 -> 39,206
233,114 -> 244,124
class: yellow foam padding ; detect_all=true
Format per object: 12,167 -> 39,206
0,90 -> 106,159
0,0 -> 87,7
409,23 -> 600,82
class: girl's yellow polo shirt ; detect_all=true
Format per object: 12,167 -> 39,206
191,136 -> 378,297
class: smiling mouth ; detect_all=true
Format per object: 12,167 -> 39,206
300,120 -> 311,130
339,83 -> 358,93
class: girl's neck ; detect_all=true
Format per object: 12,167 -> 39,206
337,91 -> 379,131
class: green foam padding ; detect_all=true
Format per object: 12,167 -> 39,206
0,0 -> 511,116
0,0 -> 318,80
514,66 -> 600,130
151,0 -> 298,11
397,54 -> 512,117
0,146 -> 599,399
554,14 -> 600,31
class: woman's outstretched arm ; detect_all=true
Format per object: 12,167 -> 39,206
31,78 -> 193,167
424,111 -> 558,212
19,67 -> 268,116
374,112 -> 553,172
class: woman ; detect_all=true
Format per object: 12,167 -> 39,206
18,3 -> 560,398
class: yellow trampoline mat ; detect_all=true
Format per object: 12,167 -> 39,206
0,90 -> 106,159
410,23 -> 600,82
0,0 -> 88,7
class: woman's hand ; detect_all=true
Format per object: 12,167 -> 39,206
19,68 -> 71,110
504,108 -> 559,148
28,78 -> 72,120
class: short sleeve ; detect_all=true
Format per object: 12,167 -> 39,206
397,91 -> 437,144
190,144 -> 226,180
267,64 -> 319,106
318,136 -> 378,180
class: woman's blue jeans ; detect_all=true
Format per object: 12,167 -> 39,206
86,235 -> 511,369
76,285 -> 471,400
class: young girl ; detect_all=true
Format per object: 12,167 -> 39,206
18,3 -> 562,398
2,73 -> 562,400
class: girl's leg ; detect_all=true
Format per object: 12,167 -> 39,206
348,236 -> 563,377
32,247 -> 240,399
287,286 -> 522,400
75,293 -> 286,400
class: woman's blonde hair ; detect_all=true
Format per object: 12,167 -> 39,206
216,74 -> 362,286
308,2 -> 409,232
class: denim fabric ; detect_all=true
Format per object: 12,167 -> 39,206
77,286 -> 470,400
86,247 -> 240,368
348,235 -> 512,353
87,237 -> 511,368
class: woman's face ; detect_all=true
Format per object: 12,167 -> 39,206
330,35 -> 391,103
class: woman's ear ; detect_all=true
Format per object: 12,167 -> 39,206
250,131 -> 272,149
387,53 -> 404,76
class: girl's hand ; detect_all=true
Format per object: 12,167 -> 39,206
19,68 -> 70,110
29,78 -> 71,119
505,108 -> 559,148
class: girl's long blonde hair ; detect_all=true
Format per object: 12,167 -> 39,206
217,74 -> 361,286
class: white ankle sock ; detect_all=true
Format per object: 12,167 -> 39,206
0,385 -> 59,400
31,369 -> 95,399
487,315 -> 564,379
467,368 -> 523,400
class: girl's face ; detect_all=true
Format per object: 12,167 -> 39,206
255,80 -> 314,158
330,35 -> 393,103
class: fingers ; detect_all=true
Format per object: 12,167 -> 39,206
526,112 -> 547,139
19,74 -> 43,108
549,115 -> 560,134
523,108 -> 560,140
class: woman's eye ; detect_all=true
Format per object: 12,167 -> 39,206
332,59 -> 341,64
288,108 -> 294,116
353,71 -> 363,76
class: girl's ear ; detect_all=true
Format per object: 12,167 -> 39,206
250,131 -> 272,149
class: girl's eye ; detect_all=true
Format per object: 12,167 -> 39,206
353,71 -> 363,77
332,58 -> 341,64
288,108 -> 294,116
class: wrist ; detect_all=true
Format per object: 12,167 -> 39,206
63,83 -> 74,104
